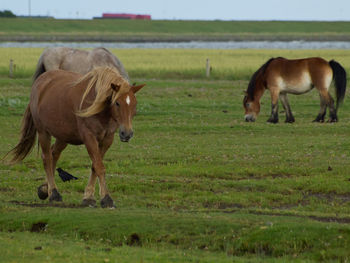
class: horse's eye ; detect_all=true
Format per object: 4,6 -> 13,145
116,102 -> 120,107
246,103 -> 250,107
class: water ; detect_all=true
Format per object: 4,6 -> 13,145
1,41 -> 350,49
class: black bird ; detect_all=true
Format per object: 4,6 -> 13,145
57,168 -> 78,182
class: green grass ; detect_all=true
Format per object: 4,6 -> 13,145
0,49 -> 350,262
2,19 -> 350,34
1,18 -> 350,41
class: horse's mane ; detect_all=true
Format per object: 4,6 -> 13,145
76,67 -> 130,117
93,47 -> 130,82
246,57 -> 280,100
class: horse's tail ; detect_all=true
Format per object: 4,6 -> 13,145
329,60 -> 347,110
32,54 -> 46,81
7,105 -> 37,163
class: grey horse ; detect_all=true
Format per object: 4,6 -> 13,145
33,47 -> 129,82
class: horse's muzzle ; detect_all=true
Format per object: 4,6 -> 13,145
119,130 -> 133,142
245,115 -> 256,122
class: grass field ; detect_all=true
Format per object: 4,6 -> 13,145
1,18 -> 350,41
0,48 -> 350,262
1,48 -> 350,80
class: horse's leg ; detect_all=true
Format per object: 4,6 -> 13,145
267,88 -> 279,123
83,134 -> 114,208
314,88 -> 337,122
313,93 -> 327,122
37,139 -> 67,200
325,92 -> 337,122
38,132 -> 62,202
279,93 -> 295,123
51,139 -> 68,172
82,135 -> 114,207
81,165 -> 98,207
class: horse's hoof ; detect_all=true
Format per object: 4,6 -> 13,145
101,195 -> 115,208
267,118 -> 278,124
327,118 -> 338,123
37,183 -> 48,200
82,198 -> 97,207
285,119 -> 295,123
49,189 -> 62,202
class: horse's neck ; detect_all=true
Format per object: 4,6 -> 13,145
73,79 -> 96,105
253,81 -> 266,102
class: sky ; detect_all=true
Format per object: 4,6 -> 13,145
1,0 -> 349,21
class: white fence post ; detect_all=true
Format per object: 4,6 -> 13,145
206,58 -> 210,78
9,59 -> 14,78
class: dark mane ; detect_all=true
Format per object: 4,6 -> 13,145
246,57 -> 279,100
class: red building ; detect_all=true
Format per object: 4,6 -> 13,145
102,13 -> 151,20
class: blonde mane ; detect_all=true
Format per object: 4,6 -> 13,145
76,67 -> 130,117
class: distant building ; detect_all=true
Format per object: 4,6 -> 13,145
98,13 -> 151,20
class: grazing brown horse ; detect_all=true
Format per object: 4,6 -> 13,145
243,57 -> 347,123
8,67 -> 145,208
33,47 -> 129,82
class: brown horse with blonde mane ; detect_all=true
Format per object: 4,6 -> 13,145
243,57 -> 347,123
8,67 -> 145,208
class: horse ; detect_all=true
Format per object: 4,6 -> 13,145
8,67 -> 145,208
33,47 -> 129,83
243,57 -> 347,123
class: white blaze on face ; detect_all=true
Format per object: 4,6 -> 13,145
126,95 -> 130,105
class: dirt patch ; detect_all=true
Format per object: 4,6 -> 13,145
235,173 -> 294,181
203,202 -> 244,209
216,208 -> 350,224
308,216 -> 350,224
270,173 -> 293,179
0,187 -> 15,192
127,233 -> 142,246
249,211 -> 350,224
9,200 -> 85,209
220,209 -> 350,224
305,192 -> 350,204
30,222 -> 47,232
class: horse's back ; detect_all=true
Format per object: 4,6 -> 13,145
41,47 -> 73,71
36,47 -> 129,82
267,57 -> 332,88
33,69 -> 81,92
270,57 -> 329,71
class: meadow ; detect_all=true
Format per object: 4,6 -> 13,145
1,18 -> 350,41
0,47 -> 350,262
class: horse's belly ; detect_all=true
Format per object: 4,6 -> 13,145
49,129 -> 83,145
282,83 -> 312,94
279,74 -> 313,95
33,107 -> 83,144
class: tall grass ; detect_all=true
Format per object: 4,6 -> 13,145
1,48 -> 350,80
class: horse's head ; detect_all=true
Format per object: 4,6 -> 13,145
113,84 -> 145,142
243,93 -> 260,122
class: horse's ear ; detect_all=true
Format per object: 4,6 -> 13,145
131,84 -> 146,94
111,83 -> 121,92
